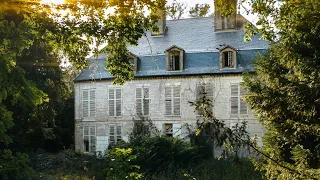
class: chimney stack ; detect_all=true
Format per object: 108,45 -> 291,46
214,0 -> 237,31
151,5 -> 167,36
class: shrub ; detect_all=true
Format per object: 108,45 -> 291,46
0,149 -> 35,180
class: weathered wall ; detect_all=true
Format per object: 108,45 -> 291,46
74,74 -> 265,154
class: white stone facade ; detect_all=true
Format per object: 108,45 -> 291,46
74,74 -> 265,155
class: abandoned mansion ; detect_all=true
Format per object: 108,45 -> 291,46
73,7 -> 269,155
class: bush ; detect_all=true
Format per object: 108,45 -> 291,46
0,149 -> 35,180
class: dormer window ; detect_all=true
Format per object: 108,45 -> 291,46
220,46 -> 237,68
165,45 -> 184,71
128,52 -> 138,72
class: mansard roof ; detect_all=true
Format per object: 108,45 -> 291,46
74,16 -> 269,82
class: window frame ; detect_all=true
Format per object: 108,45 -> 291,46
196,83 -> 214,116
165,45 -> 184,72
82,89 -> 96,118
165,86 -> 181,116
220,47 -> 237,69
230,83 -> 248,115
109,125 -> 122,145
108,88 -> 122,117
83,126 -> 96,153
135,87 -> 150,117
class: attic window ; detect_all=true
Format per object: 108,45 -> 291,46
128,53 -> 138,72
165,45 -> 184,71
220,47 -> 236,68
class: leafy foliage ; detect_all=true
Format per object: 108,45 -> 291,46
188,3 -> 211,18
106,148 -> 142,180
240,0 -> 320,178
0,149 -> 35,180
165,0 -> 187,20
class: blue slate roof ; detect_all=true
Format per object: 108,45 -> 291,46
74,17 -> 268,82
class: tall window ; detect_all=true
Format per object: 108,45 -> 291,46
196,83 -> 213,115
165,86 -> 180,116
83,126 -> 96,153
109,89 -> 122,117
136,87 -> 150,116
82,89 -> 96,118
223,51 -> 233,67
230,84 -> 248,114
109,125 -> 122,145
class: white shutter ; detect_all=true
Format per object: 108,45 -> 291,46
165,87 -> 172,115
228,51 -> 233,67
89,126 -> 96,152
173,86 -> 180,115
173,124 -> 181,137
231,84 -> 239,114
240,87 -> 248,114
89,90 -> 95,117
82,90 -> 89,117
143,88 -> 150,116
136,88 -> 142,115
116,89 -> 122,116
109,125 -> 115,144
109,89 -> 115,117
116,126 -> 122,142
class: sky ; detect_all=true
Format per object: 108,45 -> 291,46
166,0 -> 258,23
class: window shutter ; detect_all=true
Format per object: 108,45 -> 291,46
165,87 -> 172,115
173,124 -> 181,137
173,86 -> 180,115
240,87 -> 248,114
116,89 -> 122,116
109,126 -> 115,144
231,84 -> 239,114
228,51 -> 233,67
89,126 -> 96,152
89,90 -> 95,117
116,126 -> 122,142
136,88 -> 142,115
82,90 -> 89,117
143,88 -> 150,115
109,89 -> 115,117
179,50 -> 183,71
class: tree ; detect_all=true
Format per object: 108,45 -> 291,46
239,0 -> 320,179
165,0 -> 187,20
188,3 -> 210,18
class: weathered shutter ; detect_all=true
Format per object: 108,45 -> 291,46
89,90 -> 95,117
230,84 -> 239,114
165,87 -> 172,115
206,84 -> 214,113
109,89 -> 115,117
228,51 -> 233,67
179,50 -> 183,71
240,87 -> 248,114
196,84 -> 205,115
83,126 -> 89,152
173,86 -> 180,115
143,88 -> 150,115
116,89 -> 122,116
89,126 -> 96,152
136,88 -> 142,115
170,54 -> 175,70
109,126 -> 115,144
82,90 -> 89,117
116,126 -> 122,142
173,124 -> 181,137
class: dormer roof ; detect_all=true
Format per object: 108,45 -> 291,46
164,45 -> 185,53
